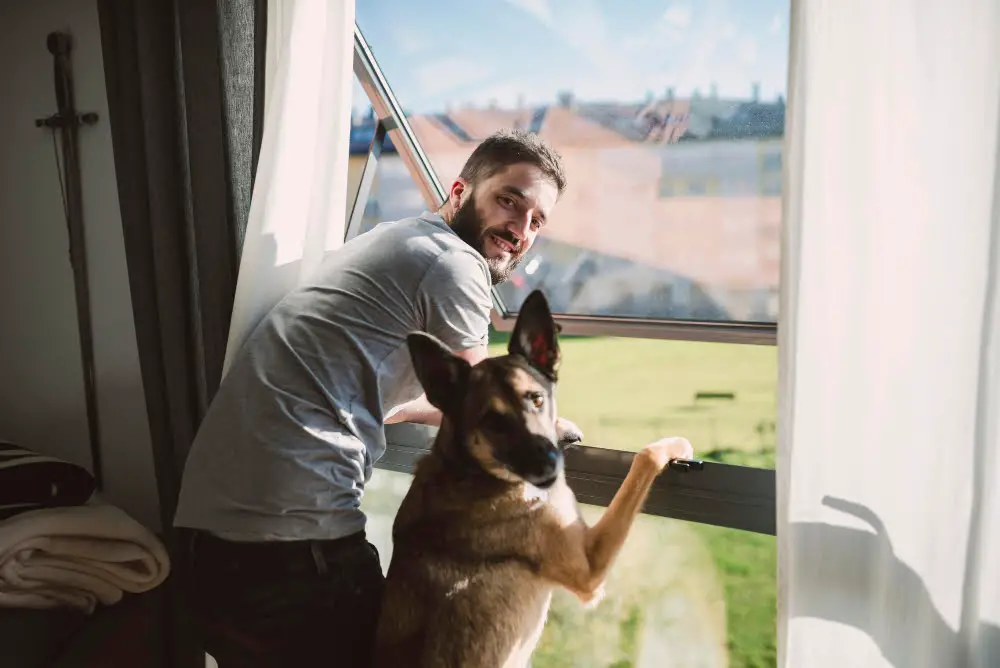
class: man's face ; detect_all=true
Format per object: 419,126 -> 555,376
449,163 -> 559,285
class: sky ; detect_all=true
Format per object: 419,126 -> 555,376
353,0 -> 790,114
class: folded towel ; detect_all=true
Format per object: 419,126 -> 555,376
0,441 -> 96,520
0,500 -> 170,614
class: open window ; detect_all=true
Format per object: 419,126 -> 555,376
349,2 -> 786,664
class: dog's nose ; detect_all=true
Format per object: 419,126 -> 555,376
531,439 -> 564,486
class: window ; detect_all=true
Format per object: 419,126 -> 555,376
352,0 -> 788,340
348,2 -> 785,665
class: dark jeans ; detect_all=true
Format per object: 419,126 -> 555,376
179,529 -> 385,667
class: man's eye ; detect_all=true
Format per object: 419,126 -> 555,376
530,218 -> 541,230
498,196 -> 514,208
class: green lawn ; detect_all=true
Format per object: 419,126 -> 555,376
488,331 -> 778,458
488,329 -> 778,667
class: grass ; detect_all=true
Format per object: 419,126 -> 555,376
692,521 -> 777,668
488,330 -> 778,457
489,328 -> 778,667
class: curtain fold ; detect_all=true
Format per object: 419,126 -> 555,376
778,2 -> 1000,667
223,0 -> 356,373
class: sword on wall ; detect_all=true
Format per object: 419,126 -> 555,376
35,32 -> 103,489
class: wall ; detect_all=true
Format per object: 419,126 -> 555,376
0,0 -> 159,529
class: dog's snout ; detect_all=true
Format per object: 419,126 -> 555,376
521,436 -> 563,488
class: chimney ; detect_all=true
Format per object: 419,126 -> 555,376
710,82 -> 718,99
666,86 -> 675,101
752,82 -> 761,102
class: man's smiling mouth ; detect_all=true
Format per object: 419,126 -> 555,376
488,233 -> 518,254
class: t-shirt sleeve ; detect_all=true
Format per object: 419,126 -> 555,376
416,250 -> 493,351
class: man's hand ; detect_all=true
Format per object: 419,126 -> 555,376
637,437 -> 694,474
556,416 -> 584,445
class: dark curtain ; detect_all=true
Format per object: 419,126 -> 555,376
97,0 -> 266,665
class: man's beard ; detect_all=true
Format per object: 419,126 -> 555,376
451,197 -> 525,285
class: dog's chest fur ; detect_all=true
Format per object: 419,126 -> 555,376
373,454 -> 582,668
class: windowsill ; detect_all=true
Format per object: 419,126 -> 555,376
380,422 -> 776,535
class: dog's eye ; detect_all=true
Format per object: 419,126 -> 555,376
526,392 -> 545,410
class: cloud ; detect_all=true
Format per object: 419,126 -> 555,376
662,5 -> 693,29
769,13 -> 784,34
541,0 -> 635,82
625,4 -> 692,53
411,57 -> 493,99
391,25 -> 432,57
502,0 -> 553,24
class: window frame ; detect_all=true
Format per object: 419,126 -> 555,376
383,423 -> 775,535
352,24 -> 776,536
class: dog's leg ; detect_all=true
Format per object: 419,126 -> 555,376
538,437 -> 692,602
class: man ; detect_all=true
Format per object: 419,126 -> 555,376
174,129 -> 575,667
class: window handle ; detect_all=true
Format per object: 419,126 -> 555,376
668,458 -> 705,473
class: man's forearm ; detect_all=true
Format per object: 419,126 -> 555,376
384,394 -> 443,427
385,344 -> 487,427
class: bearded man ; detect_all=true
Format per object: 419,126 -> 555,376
174,129 -> 580,667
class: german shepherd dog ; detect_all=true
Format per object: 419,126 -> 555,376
372,290 -> 694,668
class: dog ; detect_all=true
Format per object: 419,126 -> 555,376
371,289 -> 694,668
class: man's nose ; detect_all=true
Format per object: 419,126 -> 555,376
506,212 -> 533,240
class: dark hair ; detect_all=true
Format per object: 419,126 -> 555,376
458,128 -> 567,195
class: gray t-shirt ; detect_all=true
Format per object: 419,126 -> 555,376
173,212 -> 492,540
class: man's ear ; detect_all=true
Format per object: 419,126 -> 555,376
508,290 -> 560,380
407,332 -> 471,413
447,178 -> 468,210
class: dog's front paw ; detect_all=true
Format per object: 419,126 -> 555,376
556,416 -> 584,446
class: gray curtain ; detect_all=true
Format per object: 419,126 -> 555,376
97,1 -> 266,665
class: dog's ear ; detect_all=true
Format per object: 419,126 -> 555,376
407,332 -> 471,413
508,290 -> 560,380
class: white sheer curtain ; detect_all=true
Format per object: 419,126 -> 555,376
223,0 -> 356,373
778,2 -> 999,667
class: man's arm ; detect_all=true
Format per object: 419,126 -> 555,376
389,248 -> 492,427
385,346 -> 488,427
384,344 -> 488,426
384,344 -> 584,446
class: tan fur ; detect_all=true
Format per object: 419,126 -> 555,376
372,359 -> 666,668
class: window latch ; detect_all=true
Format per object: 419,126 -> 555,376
668,458 -> 705,473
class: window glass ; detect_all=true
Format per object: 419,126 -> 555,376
349,84 -> 777,469
355,0 -> 789,323
346,103 -> 426,237
362,468 -> 776,667
488,330 -> 778,468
